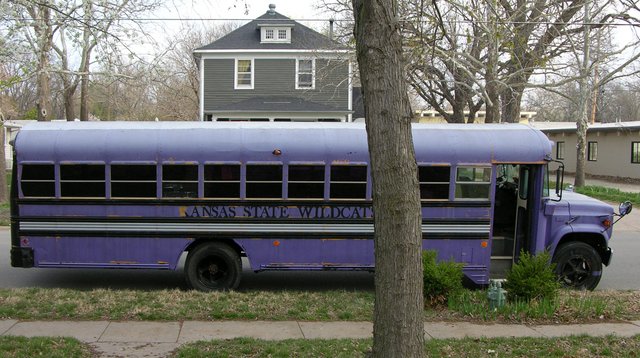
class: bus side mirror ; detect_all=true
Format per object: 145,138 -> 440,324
553,161 -> 564,202
619,201 -> 633,217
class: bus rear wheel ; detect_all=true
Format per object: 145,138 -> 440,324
552,242 -> 602,290
185,242 -> 241,291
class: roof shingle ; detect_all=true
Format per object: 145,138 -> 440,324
194,9 -> 345,52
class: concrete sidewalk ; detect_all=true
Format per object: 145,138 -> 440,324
2,319 -> 640,357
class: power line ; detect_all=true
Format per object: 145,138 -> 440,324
3,17 -> 640,27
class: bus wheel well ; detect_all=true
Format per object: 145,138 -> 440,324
185,239 -> 244,258
555,233 -> 607,262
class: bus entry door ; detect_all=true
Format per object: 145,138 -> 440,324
513,165 -> 533,262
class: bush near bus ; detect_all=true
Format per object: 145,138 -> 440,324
504,251 -> 560,302
422,250 -> 463,305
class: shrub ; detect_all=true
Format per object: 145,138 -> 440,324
422,250 -> 464,306
503,250 -> 560,302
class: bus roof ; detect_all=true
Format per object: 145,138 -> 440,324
15,122 -> 552,165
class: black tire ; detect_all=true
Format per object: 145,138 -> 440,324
552,242 -> 602,290
185,242 -> 241,291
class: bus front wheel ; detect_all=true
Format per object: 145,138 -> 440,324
185,242 -> 241,291
552,242 -> 602,290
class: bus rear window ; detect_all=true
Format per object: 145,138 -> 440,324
418,166 -> 450,200
60,164 -> 105,198
288,165 -> 325,199
111,164 -> 157,198
163,164 -> 198,198
21,164 -> 55,197
246,164 -> 282,199
204,164 -> 240,198
330,165 -> 367,199
455,166 -> 491,200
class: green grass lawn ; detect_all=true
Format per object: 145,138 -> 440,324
174,335 -> 640,358
574,185 -> 640,207
0,288 -> 638,324
0,336 -> 90,358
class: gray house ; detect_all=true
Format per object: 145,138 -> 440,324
193,5 -> 353,122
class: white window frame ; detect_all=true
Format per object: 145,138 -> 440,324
295,58 -> 315,90
234,58 -> 254,90
260,27 -> 291,43
265,28 -> 274,40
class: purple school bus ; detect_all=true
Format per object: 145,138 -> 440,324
10,122 -> 631,291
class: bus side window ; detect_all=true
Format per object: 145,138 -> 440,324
162,164 -> 198,198
246,164 -> 283,199
111,164 -> 157,198
60,164 -> 105,198
204,164 -> 241,199
20,164 -> 55,198
418,165 -> 450,200
288,165 -> 325,200
455,166 -> 491,200
330,165 -> 367,200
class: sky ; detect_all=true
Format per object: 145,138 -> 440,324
156,1 -> 330,30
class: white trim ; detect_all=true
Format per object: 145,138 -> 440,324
21,221 -> 491,235
234,58 -> 254,90
256,23 -> 295,28
295,58 -> 315,90
199,56 -> 204,121
195,49 -> 352,55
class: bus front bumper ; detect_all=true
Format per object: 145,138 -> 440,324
602,247 -> 612,267
11,247 -> 34,268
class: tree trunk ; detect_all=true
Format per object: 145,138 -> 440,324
500,84 -> 524,123
575,118 -> 588,187
63,82 -> 77,121
79,0 -> 93,121
79,71 -> 90,121
574,0 -> 591,188
485,9 -> 500,124
352,1 -> 424,357
35,4 -> 53,122
485,79 -> 500,123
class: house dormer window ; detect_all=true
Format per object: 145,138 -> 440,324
296,59 -> 315,89
259,26 -> 292,43
265,29 -> 275,40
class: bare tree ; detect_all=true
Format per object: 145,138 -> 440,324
3,0 -> 162,121
321,0 -> 598,123
152,23 -> 238,120
352,0 -> 424,357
